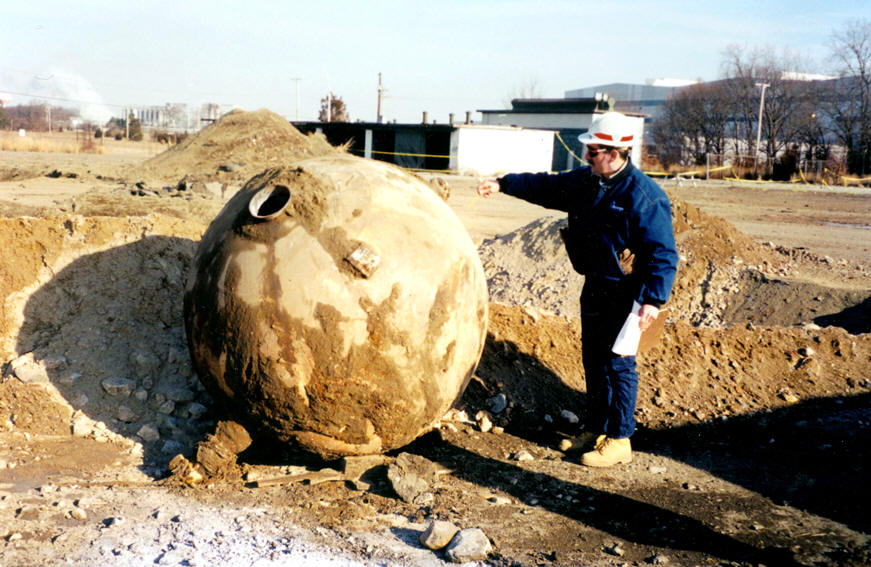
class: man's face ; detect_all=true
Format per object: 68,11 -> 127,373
585,144 -> 613,176
586,145 -> 623,177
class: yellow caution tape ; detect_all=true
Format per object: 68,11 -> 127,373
554,132 -> 586,164
840,175 -> 869,185
401,167 -> 453,173
349,148 -> 451,159
643,165 -> 730,178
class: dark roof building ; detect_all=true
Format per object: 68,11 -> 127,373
478,98 -> 646,169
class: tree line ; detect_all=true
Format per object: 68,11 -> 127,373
651,20 -> 871,178
0,105 -> 160,143
0,103 -> 78,132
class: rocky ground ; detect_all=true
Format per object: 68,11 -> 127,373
0,111 -> 869,566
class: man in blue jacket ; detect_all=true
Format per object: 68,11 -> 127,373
477,111 -> 678,467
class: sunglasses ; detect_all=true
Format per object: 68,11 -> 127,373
586,146 -> 609,158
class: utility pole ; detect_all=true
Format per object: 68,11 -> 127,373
754,82 -> 769,179
291,78 -> 301,121
327,92 -> 332,122
377,73 -> 385,124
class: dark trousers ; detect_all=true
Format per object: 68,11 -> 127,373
580,278 -> 639,439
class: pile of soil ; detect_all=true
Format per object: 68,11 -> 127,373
0,110 -> 460,469
475,303 -> 871,432
127,108 -> 338,187
479,194 -> 870,332
0,215 -> 212,463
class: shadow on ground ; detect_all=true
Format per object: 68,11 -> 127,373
13,236 -> 210,468
637,392 -> 871,535
815,296 -> 871,334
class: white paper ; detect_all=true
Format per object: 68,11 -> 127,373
612,301 -> 642,356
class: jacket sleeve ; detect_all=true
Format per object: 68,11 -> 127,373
634,193 -> 678,307
498,169 -> 587,213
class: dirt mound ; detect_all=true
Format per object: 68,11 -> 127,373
478,216 -> 581,316
468,303 -> 871,433
478,195 -> 785,321
0,215 -> 213,463
479,193 -> 871,332
127,108 -> 338,187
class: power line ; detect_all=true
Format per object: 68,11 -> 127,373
0,89 -> 126,108
0,89 -> 234,119
0,65 -> 240,102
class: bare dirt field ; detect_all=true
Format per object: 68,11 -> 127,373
0,111 -> 869,566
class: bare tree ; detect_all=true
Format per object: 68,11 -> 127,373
4,103 -> 77,131
825,19 -> 871,175
720,44 -> 763,159
650,82 -> 730,168
6,103 -> 49,131
721,44 -> 817,174
503,78 -> 543,108
795,80 -> 831,165
319,93 -> 348,122
163,103 -> 186,130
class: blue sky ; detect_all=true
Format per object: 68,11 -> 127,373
1,1 -> 869,124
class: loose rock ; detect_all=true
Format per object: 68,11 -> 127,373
445,528 -> 493,563
475,410 -> 493,433
487,393 -> 508,414
101,377 -> 136,397
513,449 -> 534,462
387,452 -> 441,503
419,519 -> 459,550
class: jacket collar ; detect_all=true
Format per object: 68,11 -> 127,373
598,159 -> 633,187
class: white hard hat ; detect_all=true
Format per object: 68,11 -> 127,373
577,111 -> 637,147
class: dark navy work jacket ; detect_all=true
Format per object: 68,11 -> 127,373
498,162 -> 678,307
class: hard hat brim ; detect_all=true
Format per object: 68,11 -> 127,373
577,131 -> 637,147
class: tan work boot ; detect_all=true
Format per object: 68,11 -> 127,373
581,436 -> 632,467
559,432 -> 605,453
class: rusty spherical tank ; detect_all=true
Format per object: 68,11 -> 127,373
184,155 -> 488,458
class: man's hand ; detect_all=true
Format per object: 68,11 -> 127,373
477,179 -> 500,197
638,304 -> 660,331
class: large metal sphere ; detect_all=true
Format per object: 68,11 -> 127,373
184,156 -> 488,458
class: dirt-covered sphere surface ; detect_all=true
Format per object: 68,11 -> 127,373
184,156 -> 488,458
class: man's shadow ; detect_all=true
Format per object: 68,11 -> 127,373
451,333 -> 867,564
637,392 -> 871,535
405,430 -> 797,566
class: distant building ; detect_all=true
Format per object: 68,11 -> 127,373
292,118 -> 555,177
565,79 -> 700,124
130,102 -> 225,132
478,98 -> 646,169
566,74 -> 837,125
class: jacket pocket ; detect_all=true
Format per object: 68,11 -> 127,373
559,225 -> 589,274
